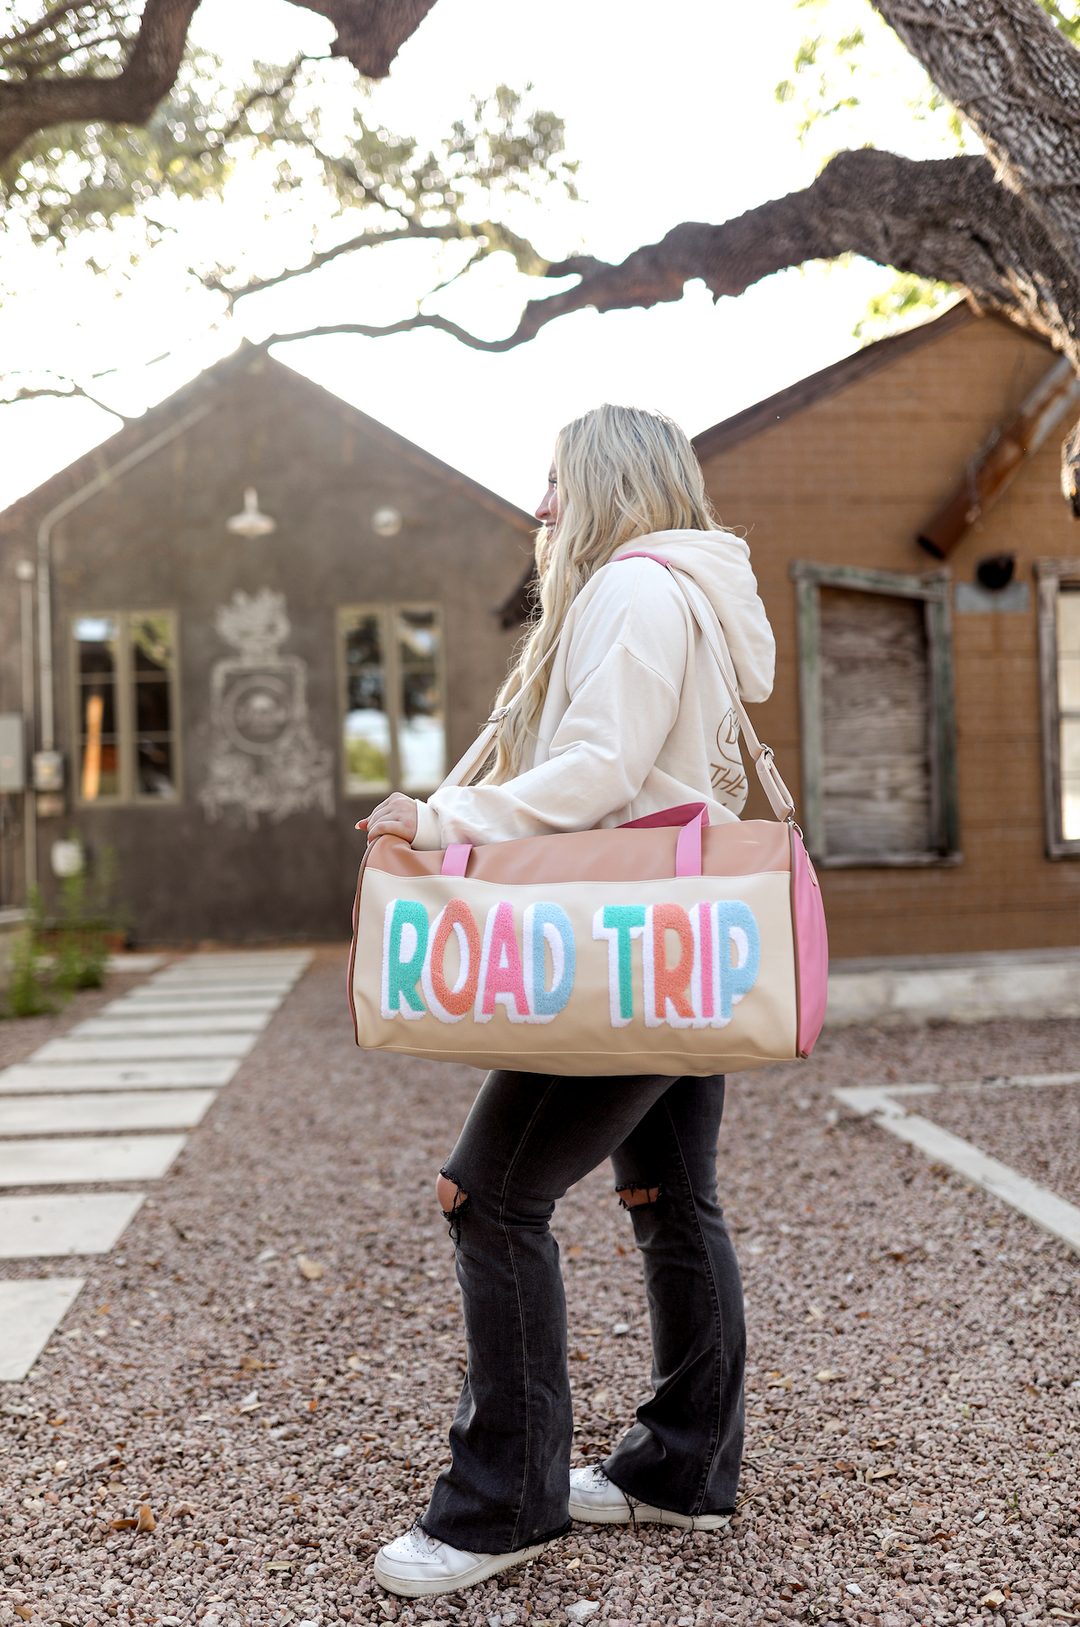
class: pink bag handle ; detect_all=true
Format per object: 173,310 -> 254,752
441,843 -> 472,877
620,800 -> 708,877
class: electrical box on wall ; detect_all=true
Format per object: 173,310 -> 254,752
32,750 -> 63,792
0,715 -> 25,792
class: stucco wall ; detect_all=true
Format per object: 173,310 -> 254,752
700,313 -> 1080,958
0,352 -> 532,942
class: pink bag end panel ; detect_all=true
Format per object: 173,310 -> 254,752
790,828 -> 829,1057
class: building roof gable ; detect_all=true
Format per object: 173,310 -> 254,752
691,303 -> 999,463
0,344 -> 537,537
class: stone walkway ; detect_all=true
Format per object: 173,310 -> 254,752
0,952 -> 310,1381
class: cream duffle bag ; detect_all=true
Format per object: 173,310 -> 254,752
348,555 -> 828,1076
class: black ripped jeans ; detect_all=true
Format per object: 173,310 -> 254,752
421,1071 -> 745,1555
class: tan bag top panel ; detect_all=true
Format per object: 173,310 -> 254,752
367,820 -> 791,885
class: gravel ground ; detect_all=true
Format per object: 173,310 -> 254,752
1,954 -> 1079,1627
920,1084 -> 1080,1211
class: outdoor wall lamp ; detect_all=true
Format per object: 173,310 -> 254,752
372,506 -> 403,537
976,553 -> 1016,592
226,487 -> 277,538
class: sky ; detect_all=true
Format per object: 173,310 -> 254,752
0,0 -> 962,517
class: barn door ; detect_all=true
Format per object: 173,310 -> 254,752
790,563 -> 960,867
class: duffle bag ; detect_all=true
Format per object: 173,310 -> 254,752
347,555 -> 828,1076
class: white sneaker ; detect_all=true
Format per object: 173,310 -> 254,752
373,1523 -> 552,1597
568,1466 -> 731,1532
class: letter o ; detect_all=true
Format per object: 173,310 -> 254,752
429,900 -> 481,1016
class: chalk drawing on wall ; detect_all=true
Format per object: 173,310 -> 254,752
200,588 -> 334,829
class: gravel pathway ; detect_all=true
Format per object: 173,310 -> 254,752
1,954 -> 1078,1627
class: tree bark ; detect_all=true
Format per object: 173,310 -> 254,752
274,148 -> 1073,354
872,0 -> 1080,310
294,0 -> 437,76
0,0 -> 437,164
0,0 -> 201,164
869,0 -> 1080,498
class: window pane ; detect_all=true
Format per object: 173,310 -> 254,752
131,614 -> 173,675
1062,719 -> 1080,841
75,618 -> 119,800
397,607 -> 445,791
132,614 -> 177,800
137,737 -> 175,798
75,616 -> 118,673
1058,590 -> 1080,712
136,679 -> 171,734
343,612 -> 390,790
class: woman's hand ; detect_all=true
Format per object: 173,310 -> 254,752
356,793 -> 419,843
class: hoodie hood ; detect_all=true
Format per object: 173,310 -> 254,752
611,529 -> 775,704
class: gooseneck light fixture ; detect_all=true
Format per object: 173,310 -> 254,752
226,488 -> 277,539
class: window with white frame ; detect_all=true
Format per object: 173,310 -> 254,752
73,611 -> 179,804
1036,559 -> 1080,857
338,604 -> 446,796
789,563 -> 960,867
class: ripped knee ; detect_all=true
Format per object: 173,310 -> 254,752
436,1171 -> 469,1238
436,1172 -> 468,1213
616,1184 -> 662,1209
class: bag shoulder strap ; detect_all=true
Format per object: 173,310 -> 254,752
436,549 -> 796,824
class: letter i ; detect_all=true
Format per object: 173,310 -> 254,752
696,901 -> 714,1022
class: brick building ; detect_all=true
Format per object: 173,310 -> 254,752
694,305 -> 1080,958
0,348 -> 533,942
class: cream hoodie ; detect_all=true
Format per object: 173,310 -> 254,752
411,528 -> 775,850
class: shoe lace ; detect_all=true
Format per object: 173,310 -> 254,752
402,1524 -> 443,1558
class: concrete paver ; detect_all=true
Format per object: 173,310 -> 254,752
71,1012 -> 271,1037
0,1088 -> 218,1135
0,1132 -> 187,1186
0,1278 -> 84,1380
30,1032 -> 258,1063
0,1059 -> 241,1092
0,1192 -> 145,1258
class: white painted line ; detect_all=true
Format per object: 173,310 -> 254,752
0,1134 -> 187,1188
0,1061 -> 240,1094
32,1033 -> 257,1064
0,1090 -> 217,1136
0,1278 -> 84,1381
0,1193 -> 144,1259
834,1084 -> 1080,1255
71,1013 -> 270,1037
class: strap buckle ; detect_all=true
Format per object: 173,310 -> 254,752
487,704 -> 512,725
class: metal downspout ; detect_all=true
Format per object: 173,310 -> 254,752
34,402 -> 213,757
16,562 -> 36,894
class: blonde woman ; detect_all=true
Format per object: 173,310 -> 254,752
363,404 -> 775,1599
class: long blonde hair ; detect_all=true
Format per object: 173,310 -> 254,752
485,402 -> 719,783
